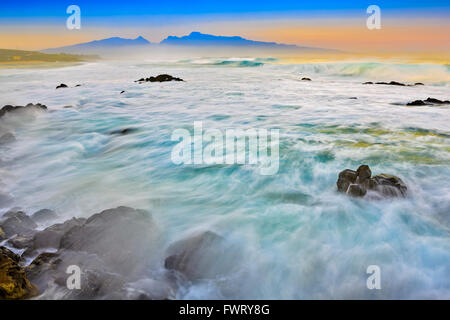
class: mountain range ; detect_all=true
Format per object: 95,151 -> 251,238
42,32 -> 329,54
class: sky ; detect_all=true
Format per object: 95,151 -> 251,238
0,1 -> 449,53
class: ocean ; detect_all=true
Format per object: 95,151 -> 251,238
0,58 -> 449,299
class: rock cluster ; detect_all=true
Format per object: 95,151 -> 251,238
406,97 -> 450,106
135,74 -> 183,83
337,165 -> 407,198
0,103 -> 47,118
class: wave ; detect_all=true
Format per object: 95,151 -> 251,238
177,57 -> 277,67
292,62 -> 450,83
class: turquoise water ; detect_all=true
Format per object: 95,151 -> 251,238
0,60 -> 449,298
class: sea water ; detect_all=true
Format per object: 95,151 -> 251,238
0,58 -> 449,299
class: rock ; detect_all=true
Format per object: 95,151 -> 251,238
30,217 -> 86,252
120,91 -> 125,94
31,209 -> 58,224
363,82 -> 373,84
336,169 -> 357,193
337,165 -> 407,198
0,227 -> 5,240
60,206 -> 158,276
75,84 -> 81,87
356,165 -> 372,183
135,74 -> 183,83
414,82 -> 424,86
407,100 -> 427,106
301,77 -> 311,81
349,97 -> 358,99
164,231 -> 224,281
110,128 -> 138,135
406,97 -> 450,106
0,211 -> 37,237
0,103 -> 47,118
7,235 -> 33,249
0,246 -> 38,299
56,84 -> 68,89
0,132 -> 15,144
375,81 -> 406,86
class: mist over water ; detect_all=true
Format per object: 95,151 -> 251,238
1,58 -> 449,299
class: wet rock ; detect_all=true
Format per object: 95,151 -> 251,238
301,77 -> 311,81
0,246 -> 38,299
349,97 -> 358,99
56,84 -> 68,89
0,211 -> 37,237
30,217 -> 86,252
375,81 -> 406,86
60,206 -> 158,276
337,165 -> 407,198
75,84 -> 81,87
406,97 -> 450,106
414,82 -> 424,86
120,90 -> 125,94
0,132 -> 15,144
164,231 -> 224,281
7,235 -> 33,249
0,103 -> 47,118
135,74 -> 183,83
363,82 -> 373,84
407,100 -> 427,106
110,128 -> 138,135
31,209 -> 58,224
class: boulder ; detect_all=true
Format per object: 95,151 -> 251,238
56,84 -> 68,89
0,103 -> 47,118
31,209 -> 58,224
0,246 -> 38,299
0,211 -> 37,237
164,231 -> 224,281
135,74 -> 183,83
301,77 -> 311,81
60,206 -> 158,276
337,165 -> 407,198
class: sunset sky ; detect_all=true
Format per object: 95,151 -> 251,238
0,0 -> 449,53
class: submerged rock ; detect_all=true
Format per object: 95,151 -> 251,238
135,74 -> 183,83
0,246 -> 38,299
406,97 -> 450,106
0,132 -> 16,144
337,165 -> 407,198
0,103 -> 47,118
110,128 -> 138,135
31,209 -> 58,224
56,84 -> 68,89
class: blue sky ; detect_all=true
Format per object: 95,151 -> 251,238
1,0 -> 449,17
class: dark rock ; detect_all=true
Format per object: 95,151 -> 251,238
0,103 -> 47,118
349,97 -> 358,99
375,81 -> 406,86
135,74 -> 184,83
110,128 -> 138,135
56,84 -> 68,89
60,206 -> 158,276
407,100 -> 427,106
301,77 -> 311,81
7,235 -> 33,249
425,97 -> 450,104
356,165 -> 371,183
0,246 -> 38,299
164,231 -> 224,281
31,209 -> 58,224
406,97 -> 450,106
120,90 -> 125,94
363,82 -> 373,84
0,132 -> 15,144
0,211 -> 37,237
30,217 -> 86,252
337,165 -> 407,198
414,82 -> 424,86
75,84 -> 81,87
336,169 -> 357,193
